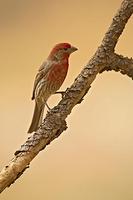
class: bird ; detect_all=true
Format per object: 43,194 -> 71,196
28,43 -> 78,133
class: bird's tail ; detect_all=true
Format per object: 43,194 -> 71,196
28,103 -> 45,133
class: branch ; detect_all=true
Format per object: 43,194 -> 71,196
101,0 -> 133,52
100,53 -> 133,79
0,0 -> 133,193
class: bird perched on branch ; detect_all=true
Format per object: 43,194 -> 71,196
28,43 -> 78,133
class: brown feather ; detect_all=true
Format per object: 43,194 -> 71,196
28,103 -> 45,133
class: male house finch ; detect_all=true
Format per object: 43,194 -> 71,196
28,43 -> 78,133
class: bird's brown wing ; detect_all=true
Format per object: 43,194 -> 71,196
31,60 -> 53,100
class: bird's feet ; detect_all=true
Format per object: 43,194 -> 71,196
55,91 -> 66,98
45,102 -> 51,110
46,91 -> 66,111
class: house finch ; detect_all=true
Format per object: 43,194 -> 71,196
28,43 -> 78,133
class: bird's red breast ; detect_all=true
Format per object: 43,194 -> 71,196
47,59 -> 68,87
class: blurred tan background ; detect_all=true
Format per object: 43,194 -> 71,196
0,0 -> 133,199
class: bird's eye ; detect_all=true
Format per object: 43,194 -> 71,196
64,48 -> 68,51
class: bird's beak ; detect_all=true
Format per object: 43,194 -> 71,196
69,46 -> 78,53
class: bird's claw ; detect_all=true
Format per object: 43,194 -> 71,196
46,103 -> 51,110
55,91 -> 66,98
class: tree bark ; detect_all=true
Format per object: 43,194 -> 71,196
0,0 -> 133,193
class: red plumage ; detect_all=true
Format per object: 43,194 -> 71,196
28,43 -> 78,133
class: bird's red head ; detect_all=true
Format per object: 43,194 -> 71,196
48,43 -> 78,60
